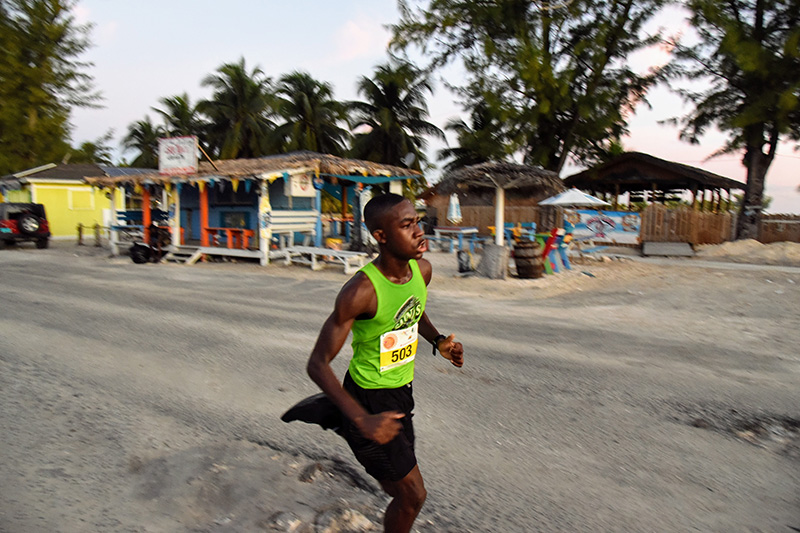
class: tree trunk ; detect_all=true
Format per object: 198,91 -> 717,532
735,146 -> 770,240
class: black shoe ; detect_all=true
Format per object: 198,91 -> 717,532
281,393 -> 344,436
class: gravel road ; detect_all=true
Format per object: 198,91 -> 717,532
1,243 -> 798,532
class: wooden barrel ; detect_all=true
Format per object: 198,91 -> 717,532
513,241 -> 544,278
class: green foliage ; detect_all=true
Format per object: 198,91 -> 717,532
392,0 -> 665,173
349,59 -> 443,196
273,71 -> 350,156
153,93 -> 205,139
668,0 -> 800,153
67,129 -> 114,165
438,92 -> 510,171
666,0 -> 800,235
122,117 -> 164,168
0,0 -> 98,175
197,58 -> 277,159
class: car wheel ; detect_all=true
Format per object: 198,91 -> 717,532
36,238 -> 49,249
0,239 -> 5,250
129,243 -> 152,264
18,213 -> 41,235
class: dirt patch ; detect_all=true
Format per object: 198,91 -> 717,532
670,401 -> 800,459
696,240 -> 800,266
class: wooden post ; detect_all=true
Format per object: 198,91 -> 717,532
314,179 -> 323,247
109,186 -> 119,256
691,186 -> 698,210
495,186 -> 505,246
142,186 -> 152,244
171,182 -> 181,247
258,179 -> 271,266
199,181 -> 209,246
613,184 -> 620,210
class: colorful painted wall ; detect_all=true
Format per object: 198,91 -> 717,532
18,180 -> 123,239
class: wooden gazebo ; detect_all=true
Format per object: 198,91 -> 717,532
431,161 -> 564,245
564,152 -> 744,211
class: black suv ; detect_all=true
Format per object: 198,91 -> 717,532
0,203 -> 51,249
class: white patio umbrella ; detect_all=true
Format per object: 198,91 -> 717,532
447,193 -> 462,224
538,188 -> 610,208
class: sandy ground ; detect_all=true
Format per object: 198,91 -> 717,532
1,240 -> 799,532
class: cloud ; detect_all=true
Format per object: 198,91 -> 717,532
331,15 -> 391,63
71,4 -> 91,24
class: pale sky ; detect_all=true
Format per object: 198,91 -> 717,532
69,1 -> 799,213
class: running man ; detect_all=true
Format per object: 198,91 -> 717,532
304,193 -> 464,533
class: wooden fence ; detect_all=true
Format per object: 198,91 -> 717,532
759,214 -> 800,243
459,206 -> 563,234
459,203 -> 799,245
640,204 -> 733,244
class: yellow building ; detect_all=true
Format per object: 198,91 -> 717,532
1,163 -> 127,240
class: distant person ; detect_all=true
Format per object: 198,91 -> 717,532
283,193 -> 464,533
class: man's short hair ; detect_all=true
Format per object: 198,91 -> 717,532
364,193 -> 407,233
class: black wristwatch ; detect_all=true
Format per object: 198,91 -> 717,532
432,334 -> 447,355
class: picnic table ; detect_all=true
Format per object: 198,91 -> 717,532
274,245 -> 368,275
433,226 -> 480,253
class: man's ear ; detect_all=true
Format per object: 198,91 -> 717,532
372,228 -> 387,244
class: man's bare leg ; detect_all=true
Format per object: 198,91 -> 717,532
380,465 -> 427,533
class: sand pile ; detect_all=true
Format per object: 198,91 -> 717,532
696,239 -> 800,266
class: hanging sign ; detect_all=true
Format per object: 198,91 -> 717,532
283,173 -> 316,197
158,136 -> 198,175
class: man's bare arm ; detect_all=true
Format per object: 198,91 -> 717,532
306,274 -> 404,444
416,258 -> 465,367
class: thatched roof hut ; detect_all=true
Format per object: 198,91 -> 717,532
83,151 -> 421,188
426,162 -> 565,248
435,161 -> 564,196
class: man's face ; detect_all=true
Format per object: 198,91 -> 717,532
379,200 -> 426,260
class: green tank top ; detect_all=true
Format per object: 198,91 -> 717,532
348,259 -> 427,389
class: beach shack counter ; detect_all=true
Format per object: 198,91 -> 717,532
83,153 -> 420,267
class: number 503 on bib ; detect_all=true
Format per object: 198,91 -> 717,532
379,323 -> 418,372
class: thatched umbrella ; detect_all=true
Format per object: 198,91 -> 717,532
437,162 -> 564,246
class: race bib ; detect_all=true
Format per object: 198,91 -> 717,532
379,323 -> 418,372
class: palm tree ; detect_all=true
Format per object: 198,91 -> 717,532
438,101 -> 508,171
273,71 -> 350,156
68,130 -> 115,165
154,93 -> 205,138
197,58 -> 276,159
122,117 -> 164,168
349,60 -> 444,176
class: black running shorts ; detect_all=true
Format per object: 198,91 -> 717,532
341,371 -> 416,482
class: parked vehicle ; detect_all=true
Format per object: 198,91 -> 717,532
129,224 -> 171,263
0,203 -> 51,249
